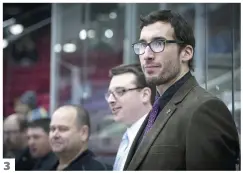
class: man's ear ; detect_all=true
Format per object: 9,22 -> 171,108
141,87 -> 151,104
181,45 -> 193,63
80,125 -> 89,142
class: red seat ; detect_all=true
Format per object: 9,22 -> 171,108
4,30 -> 51,116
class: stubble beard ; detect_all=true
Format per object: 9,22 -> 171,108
145,64 -> 180,86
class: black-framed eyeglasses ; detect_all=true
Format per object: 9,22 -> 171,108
105,87 -> 143,101
132,39 -> 184,55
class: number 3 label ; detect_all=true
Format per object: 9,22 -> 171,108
1,159 -> 15,171
4,162 -> 10,170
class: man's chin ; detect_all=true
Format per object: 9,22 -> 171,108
113,115 -> 120,122
145,71 -> 160,77
52,148 -> 64,153
31,153 -> 39,158
113,114 -> 124,123
146,76 -> 161,85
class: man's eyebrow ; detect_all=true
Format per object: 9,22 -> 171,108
108,86 -> 126,91
138,36 -> 166,43
50,125 -> 69,128
138,39 -> 146,42
111,86 -> 125,90
151,36 -> 166,41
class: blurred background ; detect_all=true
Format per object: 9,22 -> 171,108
3,3 -> 241,165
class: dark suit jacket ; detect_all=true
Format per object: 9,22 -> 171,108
123,75 -> 240,170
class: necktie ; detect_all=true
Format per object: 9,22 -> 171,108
144,97 -> 160,135
113,132 -> 129,171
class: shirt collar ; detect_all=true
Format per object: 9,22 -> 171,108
126,113 -> 148,142
156,71 -> 192,103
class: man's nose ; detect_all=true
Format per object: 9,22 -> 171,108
143,46 -> 154,61
52,130 -> 61,139
28,138 -> 34,145
107,93 -> 116,104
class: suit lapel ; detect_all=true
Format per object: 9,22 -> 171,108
126,76 -> 199,170
127,102 -> 177,170
123,115 -> 149,170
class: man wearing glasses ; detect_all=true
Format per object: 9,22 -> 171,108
123,10 -> 239,170
105,64 -> 156,171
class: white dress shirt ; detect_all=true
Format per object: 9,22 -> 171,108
113,114 -> 147,171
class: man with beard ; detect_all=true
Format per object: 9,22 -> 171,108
49,105 -> 110,170
123,10 -> 240,170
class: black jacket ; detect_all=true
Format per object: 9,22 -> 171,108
15,147 -> 37,170
46,150 -> 111,170
32,152 -> 57,170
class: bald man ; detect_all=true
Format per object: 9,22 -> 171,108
4,113 -> 38,170
48,105 -> 111,170
3,113 -> 28,158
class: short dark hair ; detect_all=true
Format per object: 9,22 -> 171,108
140,10 -> 195,71
109,63 -> 156,104
18,116 -> 28,132
27,118 -> 51,134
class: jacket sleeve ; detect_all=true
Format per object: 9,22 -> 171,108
186,98 -> 240,170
